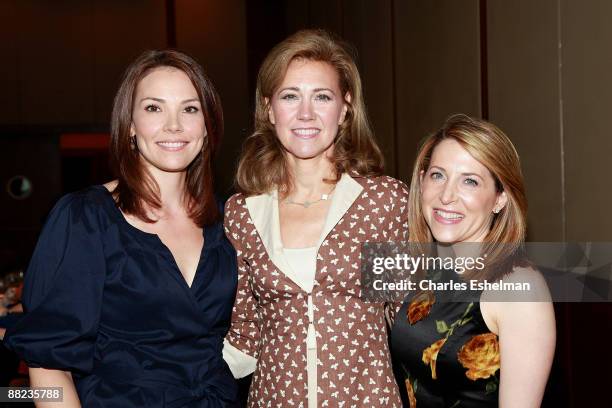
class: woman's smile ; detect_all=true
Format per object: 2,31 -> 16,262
291,127 -> 321,139
155,140 -> 190,151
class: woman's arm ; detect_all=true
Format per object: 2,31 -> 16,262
222,196 -> 261,378
384,177 -> 411,328
3,193 -> 106,406
497,301 -> 555,407
29,368 -> 80,407
484,268 -> 556,407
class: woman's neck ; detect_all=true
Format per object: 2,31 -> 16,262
148,167 -> 188,217
285,155 -> 336,200
436,242 -> 484,261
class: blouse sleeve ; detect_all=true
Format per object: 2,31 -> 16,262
222,195 -> 261,371
4,192 -> 106,374
385,178 -> 411,325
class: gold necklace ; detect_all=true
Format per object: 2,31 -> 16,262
283,185 -> 336,208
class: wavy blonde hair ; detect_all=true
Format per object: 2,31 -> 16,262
236,29 -> 384,195
408,114 -> 528,281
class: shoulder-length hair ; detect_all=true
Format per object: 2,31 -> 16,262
408,114 -> 528,281
110,49 -> 222,226
236,29 -> 384,195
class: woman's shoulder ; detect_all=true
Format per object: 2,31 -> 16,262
480,264 -> 554,333
224,192 -> 248,213
53,185 -> 111,213
46,185 -> 115,230
353,174 -> 409,193
481,265 -> 552,302
223,193 -> 251,234
507,265 -> 551,300
350,174 -> 410,211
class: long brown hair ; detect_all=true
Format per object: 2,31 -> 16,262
110,50 -> 222,226
408,114 -> 528,281
236,29 -> 384,195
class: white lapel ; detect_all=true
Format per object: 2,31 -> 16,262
244,192 -> 297,288
244,173 -> 364,292
317,173 -> 363,246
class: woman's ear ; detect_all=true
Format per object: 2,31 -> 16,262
419,169 -> 425,194
339,92 -> 351,124
265,97 -> 275,125
494,191 -> 508,214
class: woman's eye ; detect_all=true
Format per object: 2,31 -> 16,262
184,106 -> 199,113
464,178 -> 479,186
430,171 -> 444,180
315,93 -> 332,102
145,105 -> 161,112
280,93 -> 298,101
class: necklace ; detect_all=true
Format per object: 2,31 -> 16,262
283,186 -> 336,208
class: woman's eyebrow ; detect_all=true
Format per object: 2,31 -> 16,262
139,97 -> 165,103
461,172 -> 485,180
278,87 -> 300,93
138,97 -> 200,103
313,87 -> 336,95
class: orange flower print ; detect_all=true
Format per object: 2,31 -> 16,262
407,292 -> 435,325
405,378 -> 417,408
457,333 -> 500,380
422,338 -> 447,379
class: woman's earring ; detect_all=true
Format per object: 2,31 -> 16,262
130,135 -> 138,150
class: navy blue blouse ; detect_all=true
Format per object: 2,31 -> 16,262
4,186 -> 238,407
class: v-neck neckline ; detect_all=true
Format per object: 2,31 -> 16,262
95,185 -> 206,290
243,173 -> 364,293
274,191 -> 328,294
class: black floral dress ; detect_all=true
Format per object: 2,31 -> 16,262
391,270 -> 500,407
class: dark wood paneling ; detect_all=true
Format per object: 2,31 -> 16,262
0,0 -> 167,127
174,0 -> 250,196
561,0 -> 612,241
92,0 -> 168,126
394,0 -> 482,183
487,0 -> 563,241
0,2 -> 21,124
16,0 -> 96,125
342,0 -> 397,177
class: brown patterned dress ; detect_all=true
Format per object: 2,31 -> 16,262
224,174 -> 408,407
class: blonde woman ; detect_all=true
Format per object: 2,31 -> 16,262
222,29 -> 408,407
391,115 -> 555,407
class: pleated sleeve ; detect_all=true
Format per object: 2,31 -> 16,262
4,191 -> 106,374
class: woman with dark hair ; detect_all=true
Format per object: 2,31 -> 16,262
4,50 -> 238,407
391,114 -> 555,407
222,29 -> 407,407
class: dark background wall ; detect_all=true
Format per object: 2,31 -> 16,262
1,0 -> 610,406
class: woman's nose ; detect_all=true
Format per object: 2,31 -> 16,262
439,181 -> 457,205
297,100 -> 314,121
164,111 -> 184,133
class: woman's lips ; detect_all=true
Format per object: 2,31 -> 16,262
433,208 -> 465,224
156,141 -> 189,151
292,128 -> 320,139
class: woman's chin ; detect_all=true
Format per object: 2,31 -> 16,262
141,156 -> 197,174
431,231 -> 462,245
